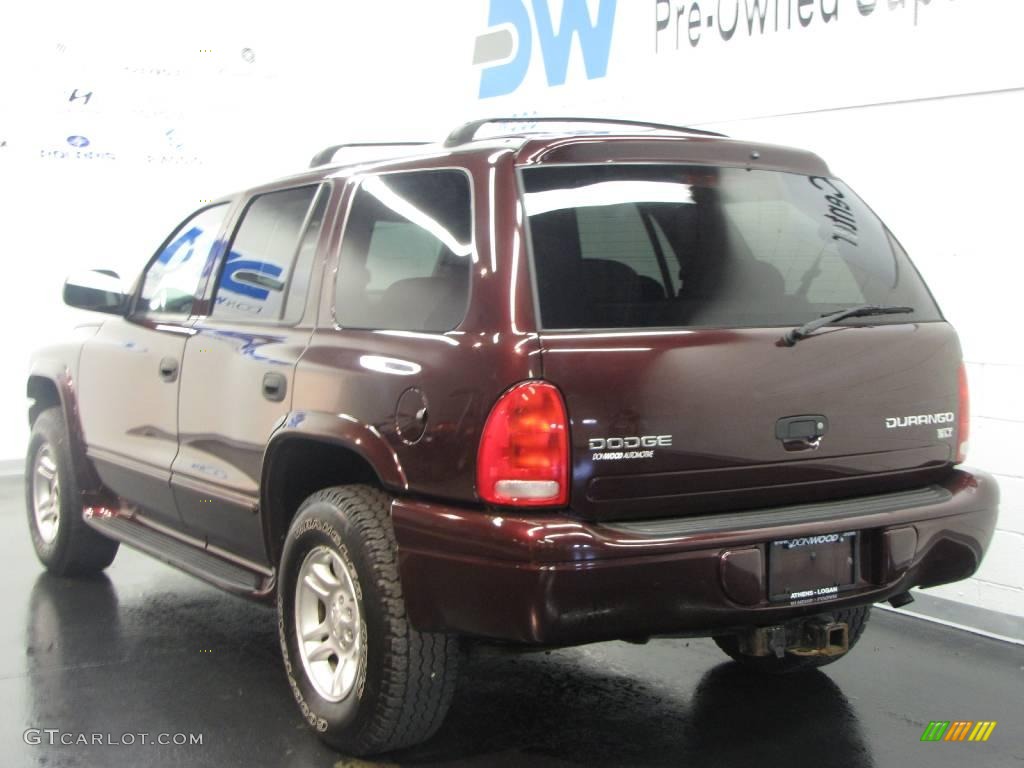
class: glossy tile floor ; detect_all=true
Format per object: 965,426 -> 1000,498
2,476 -> 1021,768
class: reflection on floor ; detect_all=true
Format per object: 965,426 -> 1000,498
1,477 -> 1020,768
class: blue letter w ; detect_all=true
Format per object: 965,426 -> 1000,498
532,0 -> 617,87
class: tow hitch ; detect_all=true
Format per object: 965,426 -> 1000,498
737,617 -> 850,659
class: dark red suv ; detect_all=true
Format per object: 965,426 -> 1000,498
27,118 -> 999,755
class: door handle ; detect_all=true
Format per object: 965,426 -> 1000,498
158,357 -> 179,382
262,372 -> 287,402
775,415 -> 828,452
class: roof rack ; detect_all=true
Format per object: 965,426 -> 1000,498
443,117 -> 726,147
309,142 -> 431,168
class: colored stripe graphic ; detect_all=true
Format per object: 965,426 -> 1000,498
921,721 -> 950,741
968,722 -> 997,742
944,721 -> 972,741
921,720 -> 997,743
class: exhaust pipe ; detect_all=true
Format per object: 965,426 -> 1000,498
888,591 -> 915,609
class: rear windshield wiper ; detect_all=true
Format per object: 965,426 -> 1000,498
781,304 -> 914,346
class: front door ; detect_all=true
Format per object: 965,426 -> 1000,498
78,203 -> 231,528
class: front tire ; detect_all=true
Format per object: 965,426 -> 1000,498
278,485 -> 459,755
713,606 -> 871,674
26,407 -> 119,576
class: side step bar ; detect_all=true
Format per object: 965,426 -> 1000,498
84,507 -> 274,598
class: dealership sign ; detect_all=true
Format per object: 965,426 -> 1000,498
655,0 -> 948,52
475,0 -> 618,98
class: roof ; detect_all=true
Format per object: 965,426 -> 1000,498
264,118 -> 832,192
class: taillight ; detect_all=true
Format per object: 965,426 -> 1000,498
957,363 -> 970,464
477,381 -> 569,506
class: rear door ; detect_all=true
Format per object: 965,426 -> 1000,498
520,163 -> 961,521
78,204 -> 231,528
170,183 -> 331,564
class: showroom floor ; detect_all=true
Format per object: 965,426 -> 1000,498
1,475 -> 1020,768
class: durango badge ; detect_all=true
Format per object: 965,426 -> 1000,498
885,412 -> 954,429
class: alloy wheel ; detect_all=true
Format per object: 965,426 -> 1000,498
294,545 -> 365,702
32,444 -> 60,545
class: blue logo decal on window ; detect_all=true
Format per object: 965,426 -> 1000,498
156,226 -> 205,266
219,252 -> 283,301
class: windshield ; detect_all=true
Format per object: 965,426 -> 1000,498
520,164 -> 941,330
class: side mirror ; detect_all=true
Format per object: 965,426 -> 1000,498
63,270 -> 129,315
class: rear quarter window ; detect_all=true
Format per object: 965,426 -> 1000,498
334,169 -> 473,333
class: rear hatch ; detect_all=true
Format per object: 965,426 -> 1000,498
520,161 -> 961,522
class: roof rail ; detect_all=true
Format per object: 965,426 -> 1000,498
309,142 -> 431,168
443,117 -> 726,147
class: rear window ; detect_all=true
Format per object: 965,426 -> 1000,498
521,165 -> 941,330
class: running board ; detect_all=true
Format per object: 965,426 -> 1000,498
84,507 -> 274,598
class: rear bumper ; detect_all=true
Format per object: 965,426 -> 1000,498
393,469 -> 999,645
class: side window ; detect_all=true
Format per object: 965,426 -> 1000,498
139,204 -> 228,316
213,185 -> 324,321
335,170 -> 472,332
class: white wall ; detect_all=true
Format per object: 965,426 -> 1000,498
1,0 -> 1020,617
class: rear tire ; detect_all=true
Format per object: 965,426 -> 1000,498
713,606 -> 871,674
277,485 -> 459,755
26,407 -> 119,576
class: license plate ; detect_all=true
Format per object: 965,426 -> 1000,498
768,532 -> 856,603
